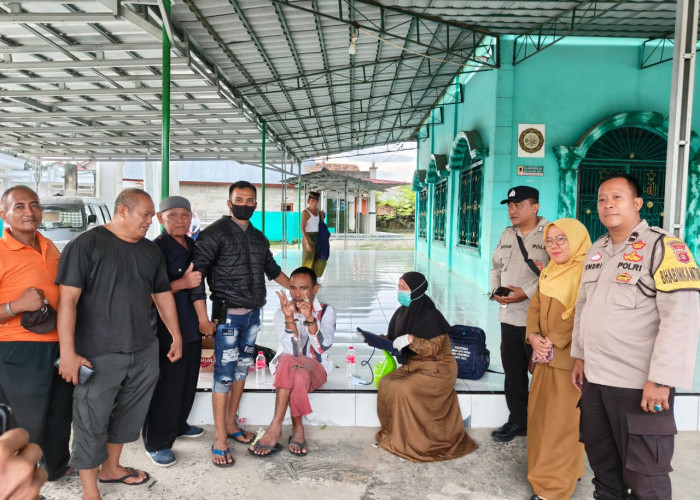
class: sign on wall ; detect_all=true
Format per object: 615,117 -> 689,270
517,165 -> 544,176
517,124 -> 545,158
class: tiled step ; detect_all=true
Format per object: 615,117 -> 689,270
187,389 -> 700,430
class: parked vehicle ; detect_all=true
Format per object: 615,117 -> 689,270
38,196 -> 112,251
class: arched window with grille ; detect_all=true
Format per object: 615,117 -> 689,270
418,188 -> 428,239
433,180 -> 447,242
458,159 -> 483,248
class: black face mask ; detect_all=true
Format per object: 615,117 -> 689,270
230,203 -> 256,221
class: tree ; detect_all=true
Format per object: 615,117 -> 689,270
376,185 -> 415,232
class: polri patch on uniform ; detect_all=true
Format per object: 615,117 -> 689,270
623,251 -> 643,262
590,252 -> 602,262
631,241 -> 646,250
616,272 -> 632,283
667,239 -> 690,264
653,237 -> 700,292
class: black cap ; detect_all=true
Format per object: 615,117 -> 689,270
500,186 -> 539,204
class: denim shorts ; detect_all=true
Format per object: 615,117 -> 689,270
213,309 -> 261,393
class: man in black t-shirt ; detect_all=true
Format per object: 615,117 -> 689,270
56,188 -> 183,500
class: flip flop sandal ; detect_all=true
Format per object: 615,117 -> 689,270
98,467 -> 150,485
227,430 -> 255,445
288,436 -> 308,457
248,442 -> 283,458
211,446 -> 235,468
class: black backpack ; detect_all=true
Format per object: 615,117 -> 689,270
448,325 -> 490,380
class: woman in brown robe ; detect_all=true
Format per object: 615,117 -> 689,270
526,218 -> 591,500
374,271 -> 477,462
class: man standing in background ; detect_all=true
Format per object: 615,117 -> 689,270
490,186 -> 549,442
143,196 -> 205,467
192,180 -> 290,467
57,188 -> 183,500
0,186 -> 73,481
571,173 -> 700,500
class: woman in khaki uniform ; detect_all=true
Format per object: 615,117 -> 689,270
374,271 -> 477,463
526,218 -> 591,500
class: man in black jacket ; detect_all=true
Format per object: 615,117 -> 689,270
192,181 -> 289,467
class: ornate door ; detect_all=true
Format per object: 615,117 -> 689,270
577,126 -> 666,241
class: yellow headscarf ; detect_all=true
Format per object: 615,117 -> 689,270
538,218 -> 592,320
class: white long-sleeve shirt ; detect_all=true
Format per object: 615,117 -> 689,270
270,296 -> 336,375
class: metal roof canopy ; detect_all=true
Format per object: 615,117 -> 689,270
0,0 -> 696,167
286,167 -> 398,193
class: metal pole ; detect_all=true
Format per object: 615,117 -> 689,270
356,188 -> 361,247
261,120 -> 266,234
297,162 -> 302,251
160,0 -> 171,200
664,0 -> 698,238
344,180 -> 348,249
282,149 -> 287,258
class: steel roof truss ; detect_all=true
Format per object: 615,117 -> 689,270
513,0 -> 629,65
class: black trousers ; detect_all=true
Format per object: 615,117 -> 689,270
500,323 -> 532,427
0,341 -> 73,480
143,341 -> 202,452
581,380 -> 675,500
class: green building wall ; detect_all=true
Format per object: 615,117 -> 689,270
416,36 -> 700,291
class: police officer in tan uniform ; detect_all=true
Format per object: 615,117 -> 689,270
490,186 -> 550,441
571,173 -> 700,500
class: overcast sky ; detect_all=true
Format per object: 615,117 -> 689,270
314,142 -> 417,183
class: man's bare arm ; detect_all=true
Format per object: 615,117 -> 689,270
152,291 -> 183,363
57,285 -> 91,385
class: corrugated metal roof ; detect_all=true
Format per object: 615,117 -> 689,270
0,0 -> 689,165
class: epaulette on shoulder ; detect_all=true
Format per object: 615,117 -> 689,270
649,226 -> 672,237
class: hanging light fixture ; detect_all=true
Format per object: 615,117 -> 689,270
348,31 -> 358,55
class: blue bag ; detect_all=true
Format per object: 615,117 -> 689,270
315,219 -> 331,261
448,325 -> 490,380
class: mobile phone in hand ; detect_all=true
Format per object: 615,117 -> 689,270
493,286 -> 513,297
53,357 -> 95,384
0,404 -> 14,434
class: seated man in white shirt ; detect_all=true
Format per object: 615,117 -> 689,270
249,266 -> 336,458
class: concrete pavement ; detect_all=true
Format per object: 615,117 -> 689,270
41,426 -> 700,500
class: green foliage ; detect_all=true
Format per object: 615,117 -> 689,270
376,185 -> 415,231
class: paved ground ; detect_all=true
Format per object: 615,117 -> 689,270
41,427 -> 700,500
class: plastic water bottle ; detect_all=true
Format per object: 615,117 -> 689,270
346,346 -> 356,378
255,351 -> 266,385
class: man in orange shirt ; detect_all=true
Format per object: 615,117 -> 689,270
0,186 -> 73,480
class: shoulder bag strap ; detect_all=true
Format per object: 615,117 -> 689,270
516,234 -> 541,277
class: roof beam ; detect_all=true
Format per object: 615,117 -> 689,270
269,0 -> 491,60
235,51 -> 473,92
0,57 -> 187,70
0,85 -> 223,98
0,73 -> 214,85
513,0 -> 628,65
0,13 -> 121,23
0,123 -> 269,133
0,109 -> 248,121
0,42 -> 162,54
